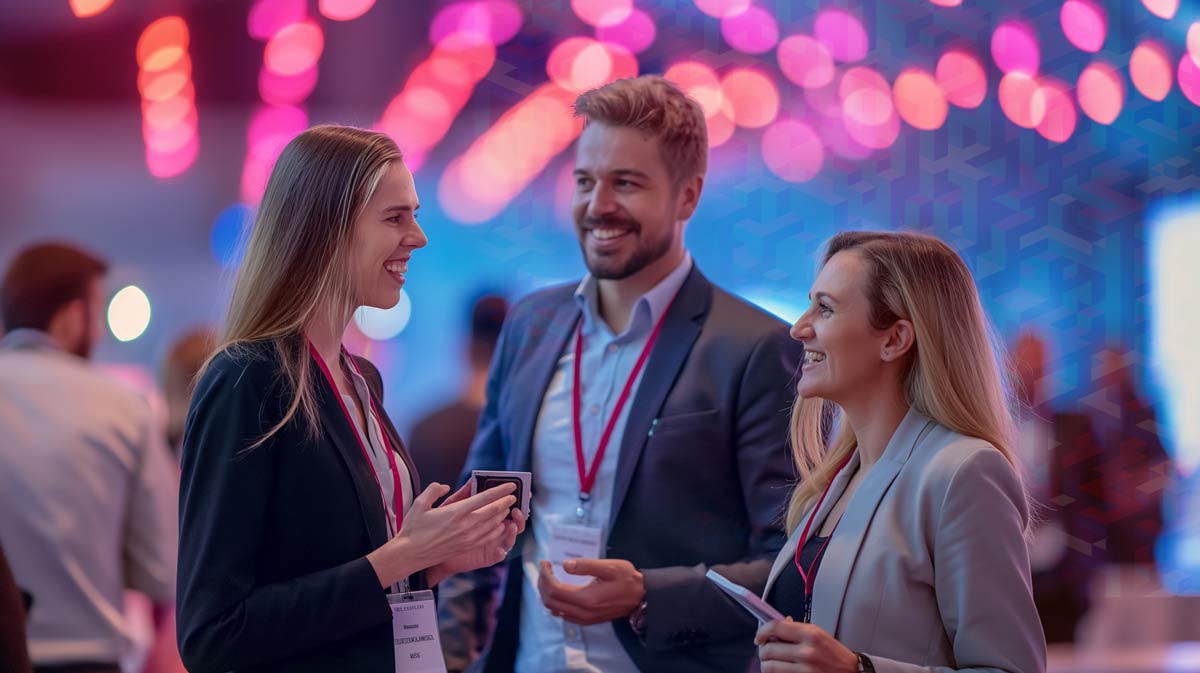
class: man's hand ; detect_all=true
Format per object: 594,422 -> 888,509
537,559 -> 645,626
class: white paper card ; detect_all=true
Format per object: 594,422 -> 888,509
388,591 -> 447,673
548,522 -> 603,587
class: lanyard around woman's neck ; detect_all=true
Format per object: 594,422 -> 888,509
794,452 -> 855,622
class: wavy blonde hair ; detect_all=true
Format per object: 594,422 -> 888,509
204,125 -> 402,448
785,231 -> 1023,533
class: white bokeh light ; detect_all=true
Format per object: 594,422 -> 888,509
107,285 -> 152,342
353,290 -> 412,341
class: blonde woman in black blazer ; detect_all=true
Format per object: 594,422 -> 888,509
177,126 -> 525,673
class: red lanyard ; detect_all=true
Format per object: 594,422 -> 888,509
309,342 -> 405,534
571,292 -> 678,516
794,452 -> 855,602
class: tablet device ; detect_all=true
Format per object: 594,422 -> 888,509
705,569 -> 786,624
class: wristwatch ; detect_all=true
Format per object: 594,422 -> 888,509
629,600 -> 649,635
856,652 -> 876,673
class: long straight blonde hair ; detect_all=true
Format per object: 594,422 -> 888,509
205,125 -> 402,448
785,231 -> 1023,533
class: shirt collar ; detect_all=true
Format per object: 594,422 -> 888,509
0,328 -> 62,353
573,252 -> 694,340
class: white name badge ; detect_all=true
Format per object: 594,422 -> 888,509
388,590 -> 446,673
548,522 -> 603,587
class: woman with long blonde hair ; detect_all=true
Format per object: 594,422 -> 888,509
176,125 -> 525,673
755,231 -> 1045,673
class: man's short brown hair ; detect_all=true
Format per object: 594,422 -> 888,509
574,75 -> 708,186
1,242 -> 108,332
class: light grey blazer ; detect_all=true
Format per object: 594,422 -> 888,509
763,409 -> 1046,673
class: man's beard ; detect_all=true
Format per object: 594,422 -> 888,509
577,214 -> 674,280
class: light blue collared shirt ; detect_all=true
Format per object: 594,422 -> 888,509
515,253 -> 693,673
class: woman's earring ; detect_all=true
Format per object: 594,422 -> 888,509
883,350 -> 890,358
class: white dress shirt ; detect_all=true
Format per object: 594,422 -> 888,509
342,359 -> 414,538
515,254 -> 693,673
0,329 -> 178,665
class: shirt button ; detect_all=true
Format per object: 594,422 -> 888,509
590,405 -> 600,415
607,343 -> 618,353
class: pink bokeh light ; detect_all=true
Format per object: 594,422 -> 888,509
1130,41 -> 1172,101
1076,61 -> 1123,125
379,39 -> 496,170
319,0 -> 376,21
1179,53 -> 1200,106
548,38 -> 622,94
430,0 -> 523,47
1140,0 -> 1178,20
664,61 -> 721,98
1060,0 -> 1105,53
936,50 -> 987,108
596,8 -> 656,54
819,114 -> 876,160
761,119 -> 824,182
720,5 -> 779,54
778,35 -> 835,89
259,64 -> 319,106
693,0 -> 752,19
1189,23 -> 1200,67
840,67 -> 899,149
144,118 -> 197,154
814,10 -> 868,63
440,85 -> 584,223
265,21 -> 324,77
70,0 -> 115,18
893,69 -> 948,130
722,68 -> 780,128
143,95 -> 193,130
1035,78 -> 1076,142
137,17 -> 189,69
572,0 -> 632,28
930,0 -> 962,7
248,0 -> 305,42
138,60 -> 192,101
664,61 -> 736,147
242,105 -> 308,203
991,21 -> 1040,75
998,72 -> 1045,128
147,135 -> 199,180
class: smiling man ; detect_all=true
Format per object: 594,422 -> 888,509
456,75 -> 804,673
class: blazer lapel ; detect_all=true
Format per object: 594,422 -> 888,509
311,360 -> 391,551
509,300 -> 581,472
810,409 -> 936,635
762,453 -> 862,600
607,268 -> 711,531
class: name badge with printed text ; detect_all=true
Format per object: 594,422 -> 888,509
548,522 -> 603,587
388,590 -> 446,673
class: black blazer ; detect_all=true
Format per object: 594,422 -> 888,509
176,341 -> 425,673
465,266 -> 803,673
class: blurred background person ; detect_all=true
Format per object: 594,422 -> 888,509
0,542 -> 33,673
409,294 -> 509,492
409,293 -> 509,672
160,327 -> 217,458
758,231 -> 1045,673
1011,331 -> 1106,643
1091,345 -> 1170,566
0,242 -> 179,673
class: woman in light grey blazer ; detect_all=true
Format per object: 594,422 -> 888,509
756,231 -> 1046,673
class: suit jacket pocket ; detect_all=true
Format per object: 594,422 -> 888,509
652,408 -> 721,435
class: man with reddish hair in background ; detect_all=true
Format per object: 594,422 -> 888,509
0,242 -> 178,673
